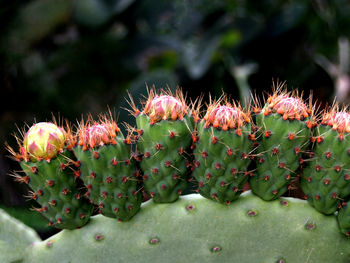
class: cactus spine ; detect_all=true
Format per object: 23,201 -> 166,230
192,99 -> 254,204
132,89 -> 194,203
9,122 -> 93,229
72,116 -> 142,221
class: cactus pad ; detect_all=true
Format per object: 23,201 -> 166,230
22,192 -> 350,263
192,101 -> 253,204
0,208 -> 40,263
134,90 -> 194,203
301,110 -> 350,214
11,122 -> 93,229
338,201 -> 350,236
72,119 -> 142,221
250,90 -> 314,200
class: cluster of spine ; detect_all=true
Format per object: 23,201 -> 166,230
9,85 -> 350,237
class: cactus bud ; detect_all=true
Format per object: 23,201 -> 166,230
23,122 -> 66,161
204,104 -> 250,130
144,95 -> 188,124
267,95 -> 310,120
322,111 -> 350,134
78,122 -> 120,150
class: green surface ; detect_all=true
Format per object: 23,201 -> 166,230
0,208 -> 40,263
192,120 -> 252,203
23,192 -> 350,263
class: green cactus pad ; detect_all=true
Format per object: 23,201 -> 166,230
20,150 -> 93,229
250,112 -> 311,200
301,125 -> 350,215
73,136 -> 142,221
338,201 -> 350,236
23,192 -> 350,263
0,208 -> 40,263
136,113 -> 194,203
192,121 -> 252,204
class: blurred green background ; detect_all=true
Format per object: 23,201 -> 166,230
1,0 -> 349,238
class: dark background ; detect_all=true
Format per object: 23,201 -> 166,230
1,0 -> 349,237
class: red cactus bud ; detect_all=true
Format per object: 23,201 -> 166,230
79,122 -> 120,149
203,103 -> 250,130
268,95 -> 309,121
323,111 -> 350,134
143,93 -> 187,123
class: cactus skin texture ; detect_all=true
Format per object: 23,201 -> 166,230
12,122 -> 93,229
72,119 -> 142,221
338,202 -> 350,237
250,90 -> 314,201
134,90 -> 194,203
0,208 -> 40,263
192,101 -> 253,204
22,192 -> 350,263
301,111 -> 350,215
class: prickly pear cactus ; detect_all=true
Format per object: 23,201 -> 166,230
22,192 -> 350,263
250,89 -> 314,200
192,100 -> 254,204
0,208 -> 40,263
132,89 -> 194,203
72,117 -> 142,221
8,122 -> 93,229
301,110 -> 350,214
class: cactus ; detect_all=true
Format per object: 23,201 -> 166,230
0,208 -> 40,263
6,86 -> 350,263
131,89 -> 194,203
22,192 -> 350,263
301,109 -> 350,214
192,99 -> 254,204
8,122 -> 93,229
71,116 -> 142,221
250,87 -> 315,200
